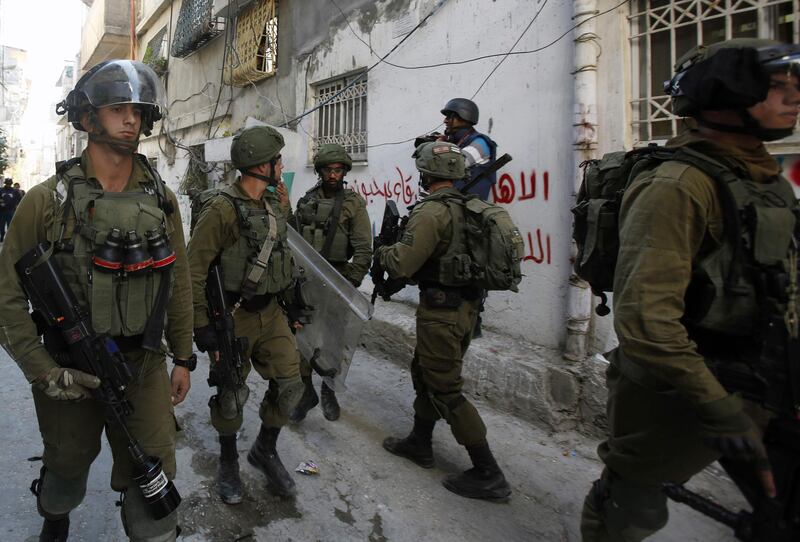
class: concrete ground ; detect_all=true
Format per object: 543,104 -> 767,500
2,336 -> 745,541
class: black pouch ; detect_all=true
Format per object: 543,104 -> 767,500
421,287 -> 463,309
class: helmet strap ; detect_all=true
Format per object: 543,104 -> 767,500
243,159 -> 279,186
697,111 -> 794,142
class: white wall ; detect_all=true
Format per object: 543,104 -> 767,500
287,0 -> 577,348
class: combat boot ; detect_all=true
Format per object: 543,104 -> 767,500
247,425 -> 296,497
289,375 -> 318,423
382,416 -> 435,468
216,434 -> 243,505
320,381 -> 340,421
443,441 -> 511,501
39,517 -> 69,542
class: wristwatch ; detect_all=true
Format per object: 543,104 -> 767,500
173,354 -> 197,372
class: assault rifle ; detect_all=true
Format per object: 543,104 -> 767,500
16,243 -> 181,520
663,314 -> 800,541
370,200 -> 408,304
205,264 -> 248,413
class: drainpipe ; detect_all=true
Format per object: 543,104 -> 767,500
564,0 -> 599,362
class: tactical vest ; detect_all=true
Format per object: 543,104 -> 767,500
452,130 -> 498,197
683,166 -> 798,344
50,157 -> 174,338
215,186 -> 294,296
294,184 -> 352,263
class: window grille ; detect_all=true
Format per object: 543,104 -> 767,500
227,0 -> 279,86
629,0 -> 799,144
312,72 -> 368,161
171,0 -> 225,58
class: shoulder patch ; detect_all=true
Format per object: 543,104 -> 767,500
433,144 -> 461,155
400,231 -> 414,246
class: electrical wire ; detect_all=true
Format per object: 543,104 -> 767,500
364,0 -> 629,148
278,0 -> 448,128
471,0 -> 550,99
378,0 -> 628,71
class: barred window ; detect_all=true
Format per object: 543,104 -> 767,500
227,0 -> 279,86
630,0 -> 799,144
312,72 -> 368,162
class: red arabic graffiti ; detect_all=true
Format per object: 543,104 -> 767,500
351,167 -> 416,206
491,170 -> 550,205
523,229 -> 552,265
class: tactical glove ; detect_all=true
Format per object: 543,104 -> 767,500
38,367 -> 101,401
696,394 -> 769,467
194,325 -> 219,353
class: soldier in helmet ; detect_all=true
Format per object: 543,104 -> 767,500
439,98 -> 498,338
187,125 -> 304,505
289,143 -> 371,423
0,60 -> 194,540
378,141 -> 511,502
581,39 -> 800,541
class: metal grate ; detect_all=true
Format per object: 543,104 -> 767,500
171,0 -> 226,58
227,0 -> 279,87
313,72 -> 368,161
629,0 -> 799,144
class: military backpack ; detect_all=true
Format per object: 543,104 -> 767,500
421,192 -> 524,292
572,145 -> 745,315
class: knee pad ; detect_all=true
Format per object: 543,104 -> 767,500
275,376 -> 304,413
121,488 -> 178,542
214,383 -> 251,421
33,466 -> 89,520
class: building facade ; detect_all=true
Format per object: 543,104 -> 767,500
77,0 -> 800,357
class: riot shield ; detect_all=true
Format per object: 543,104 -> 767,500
287,227 -> 374,392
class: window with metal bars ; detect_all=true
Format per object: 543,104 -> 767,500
143,27 -> 169,77
629,0 -> 799,144
227,0 -> 279,86
312,72 -> 368,162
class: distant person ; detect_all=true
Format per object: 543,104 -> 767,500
439,98 -> 498,201
0,177 -> 22,241
13,182 -> 25,198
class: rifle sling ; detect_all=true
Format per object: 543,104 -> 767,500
320,190 -> 345,259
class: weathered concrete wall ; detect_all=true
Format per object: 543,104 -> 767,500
289,0 -> 578,350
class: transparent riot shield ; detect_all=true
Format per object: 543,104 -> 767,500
287,227 -> 374,392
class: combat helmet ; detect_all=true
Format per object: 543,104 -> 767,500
441,98 -> 479,125
413,141 -> 466,181
665,38 -> 800,140
56,60 -> 166,136
230,126 -> 284,170
313,144 -> 353,174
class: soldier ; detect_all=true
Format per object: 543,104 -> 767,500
188,125 -> 304,505
378,141 -> 511,501
439,98 -> 498,337
581,39 -> 800,541
0,177 -> 22,241
289,143 -> 371,423
0,60 -> 194,541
